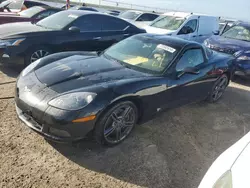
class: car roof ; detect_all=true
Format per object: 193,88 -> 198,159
138,33 -> 200,50
63,10 -> 107,16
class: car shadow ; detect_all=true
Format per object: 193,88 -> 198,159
233,75 -> 250,87
0,64 -> 22,79
49,84 -> 250,188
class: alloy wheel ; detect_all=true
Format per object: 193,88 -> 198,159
30,50 -> 50,63
211,76 -> 228,101
103,104 -> 136,144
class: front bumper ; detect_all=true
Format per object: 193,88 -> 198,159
15,104 -> 96,143
234,64 -> 250,79
0,47 -> 24,65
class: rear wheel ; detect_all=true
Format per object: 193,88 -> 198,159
94,101 -> 138,146
24,46 -> 51,67
207,74 -> 229,103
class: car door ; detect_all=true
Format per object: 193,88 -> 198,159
62,15 -> 104,51
166,47 -> 215,108
98,16 -> 135,51
177,19 -> 198,41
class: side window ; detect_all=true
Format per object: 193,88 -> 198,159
176,49 -> 204,71
36,10 -> 58,19
102,17 -> 129,31
71,16 -> 102,32
137,13 -> 158,21
178,19 -> 198,35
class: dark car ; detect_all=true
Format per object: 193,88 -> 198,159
204,22 -> 250,78
0,10 -> 145,66
0,0 -> 48,13
0,6 -> 61,25
15,34 -> 234,146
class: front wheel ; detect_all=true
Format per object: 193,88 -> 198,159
207,74 -> 229,103
94,101 -> 138,146
24,46 -> 51,67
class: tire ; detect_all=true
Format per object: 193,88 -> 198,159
24,46 -> 52,67
94,101 -> 138,146
207,74 -> 229,103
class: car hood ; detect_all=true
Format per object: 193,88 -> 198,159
198,131 -> 250,188
0,22 -> 50,39
144,25 -> 174,34
207,35 -> 250,55
34,55 -> 150,94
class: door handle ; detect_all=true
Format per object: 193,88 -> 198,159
192,35 -> 197,37
123,34 -> 130,36
93,37 -> 101,40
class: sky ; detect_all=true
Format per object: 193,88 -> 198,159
80,0 -> 250,21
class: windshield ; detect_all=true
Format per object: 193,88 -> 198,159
104,36 -> 178,74
119,11 -> 141,20
36,11 -> 78,30
222,25 -> 250,42
19,6 -> 43,17
151,15 -> 186,30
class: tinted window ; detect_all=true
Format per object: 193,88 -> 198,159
102,16 -> 129,31
176,49 -> 204,71
71,15 -> 102,31
137,13 -> 158,21
36,10 -> 59,19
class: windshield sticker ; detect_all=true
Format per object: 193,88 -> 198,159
68,14 -> 78,19
124,57 -> 148,65
157,44 -> 176,53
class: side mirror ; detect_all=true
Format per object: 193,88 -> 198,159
213,30 -> 220,35
183,67 -> 200,74
177,67 -> 199,78
136,17 -> 143,21
68,26 -> 80,32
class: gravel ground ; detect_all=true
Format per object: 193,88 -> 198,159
1,65 -> 250,188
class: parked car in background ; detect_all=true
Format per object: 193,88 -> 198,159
69,6 -> 99,12
0,10 -> 145,67
119,10 -> 159,27
0,0 -> 48,13
219,18 -> 236,34
144,12 -> 220,43
0,6 -> 61,25
199,131 -> 250,188
107,10 -> 120,16
204,22 -> 250,79
15,34 -> 234,145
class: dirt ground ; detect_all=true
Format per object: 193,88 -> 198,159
1,65 -> 250,188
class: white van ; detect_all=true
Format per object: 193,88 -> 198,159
144,12 -> 219,43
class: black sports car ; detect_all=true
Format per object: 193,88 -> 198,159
15,34 -> 234,146
0,10 -> 145,67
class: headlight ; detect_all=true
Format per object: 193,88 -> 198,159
237,55 -> 250,60
21,59 -> 41,77
204,40 -> 211,48
213,170 -> 233,188
48,92 -> 97,110
0,38 -> 25,47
